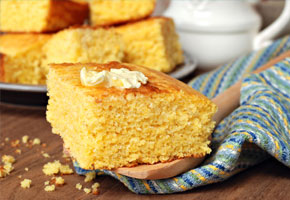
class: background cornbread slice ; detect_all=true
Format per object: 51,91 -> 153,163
0,34 -> 51,85
44,27 -> 124,67
89,0 -> 155,26
0,0 -> 89,33
46,62 -> 217,170
116,17 -> 184,73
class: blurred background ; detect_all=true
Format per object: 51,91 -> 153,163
154,0 -> 290,68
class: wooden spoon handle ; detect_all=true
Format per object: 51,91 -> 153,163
114,157 -> 205,180
212,81 -> 241,124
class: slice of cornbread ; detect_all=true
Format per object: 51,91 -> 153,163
116,17 -> 184,73
44,27 -> 124,67
0,0 -> 89,33
0,34 -> 51,85
46,62 -> 217,170
89,0 -> 156,26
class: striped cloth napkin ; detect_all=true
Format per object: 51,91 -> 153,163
74,35 -> 290,194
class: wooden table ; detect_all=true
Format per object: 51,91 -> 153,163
1,104 -> 290,200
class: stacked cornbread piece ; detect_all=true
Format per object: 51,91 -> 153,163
116,17 -> 184,73
47,62 -> 217,169
89,0 -> 156,26
0,0 -> 89,32
0,34 -> 51,84
43,28 -> 125,66
0,0 -> 184,85
0,0 -> 89,84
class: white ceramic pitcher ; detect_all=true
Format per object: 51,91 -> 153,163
159,0 -> 290,68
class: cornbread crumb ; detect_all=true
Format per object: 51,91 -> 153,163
32,138 -> 41,145
18,175 -> 22,179
92,182 -> 100,195
43,160 -> 61,176
76,183 -> 82,190
4,163 -> 14,174
15,149 -> 22,154
44,181 -> 50,186
5,137 -> 9,142
2,155 -> 15,176
4,163 -> 14,172
0,162 -> 14,177
52,177 -> 65,186
92,182 -> 100,189
42,152 -> 50,158
59,164 -> 73,175
2,155 -> 15,164
83,188 -> 91,194
44,185 -> 55,192
84,171 -> 96,182
43,160 -> 73,175
25,168 -> 29,171
22,135 -> 29,143
21,179 -> 32,189
11,140 -> 20,147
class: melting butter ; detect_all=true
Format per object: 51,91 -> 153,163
80,67 -> 148,89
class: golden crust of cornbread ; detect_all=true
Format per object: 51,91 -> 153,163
0,34 -> 52,84
0,34 -> 52,56
116,17 -> 184,73
49,62 -> 204,98
47,62 -> 217,170
89,0 -> 156,26
0,0 -> 89,33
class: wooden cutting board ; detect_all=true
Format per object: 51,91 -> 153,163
0,104 -> 289,200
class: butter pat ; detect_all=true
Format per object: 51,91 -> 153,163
80,67 -> 148,89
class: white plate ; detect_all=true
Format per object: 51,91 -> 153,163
0,53 -> 197,93
169,52 -> 197,79
0,82 -> 46,93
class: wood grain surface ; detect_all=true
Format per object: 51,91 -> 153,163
0,104 -> 290,200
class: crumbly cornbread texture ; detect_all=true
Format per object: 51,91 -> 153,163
76,183 -> 82,190
42,160 -> 73,176
52,177 -> 65,186
0,155 -> 15,178
0,34 -> 51,85
44,185 -> 55,192
84,171 -> 96,182
89,0 -> 155,26
116,17 -> 184,73
2,155 -> 15,164
0,0 -> 89,33
46,62 -> 217,170
44,28 -> 124,67
20,179 -> 32,189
